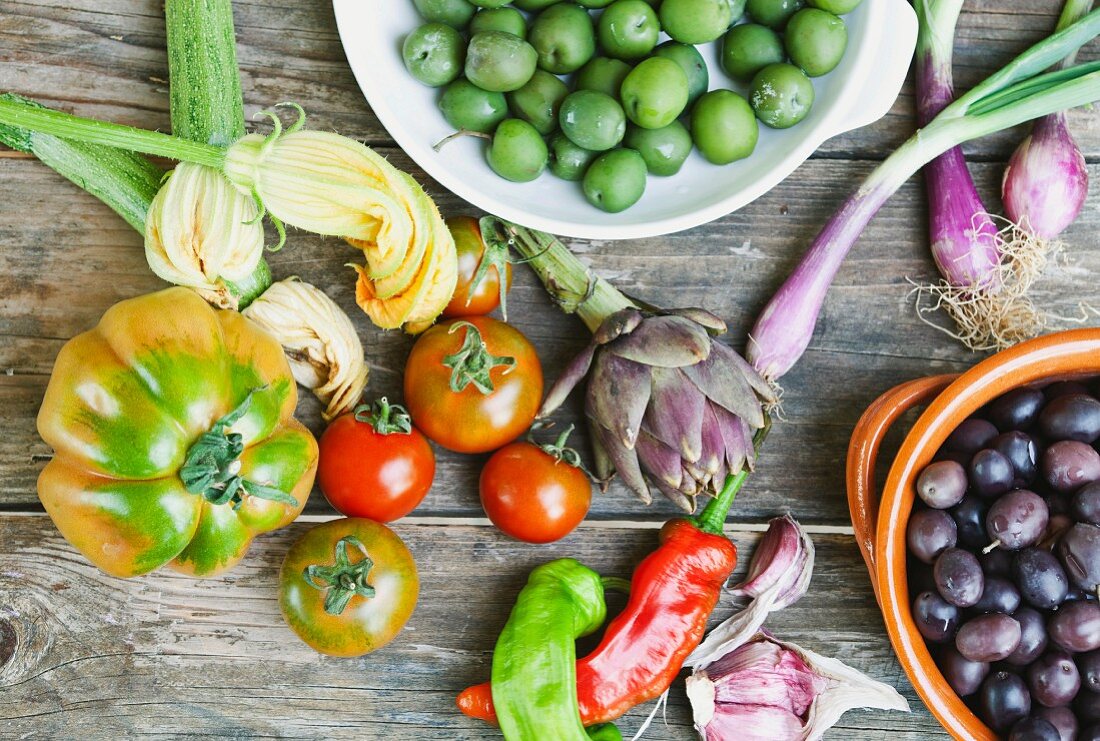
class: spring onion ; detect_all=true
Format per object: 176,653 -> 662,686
1002,0 -> 1092,241
747,10 -> 1100,380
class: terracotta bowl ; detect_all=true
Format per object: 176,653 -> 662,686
846,328 -> 1100,740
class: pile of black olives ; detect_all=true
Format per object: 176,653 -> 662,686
908,381 -> 1100,740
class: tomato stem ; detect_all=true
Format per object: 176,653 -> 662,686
179,386 -> 298,510
302,535 -> 376,615
467,218 -> 513,321
443,320 -> 515,395
353,397 -> 413,435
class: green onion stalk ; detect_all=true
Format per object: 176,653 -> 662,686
1002,0 -> 1093,241
748,10 -> 1100,380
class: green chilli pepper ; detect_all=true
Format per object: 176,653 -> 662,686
491,558 -> 608,740
586,722 -> 623,740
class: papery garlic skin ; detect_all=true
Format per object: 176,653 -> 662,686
145,162 -> 264,308
729,514 -> 815,608
687,632 -> 909,741
242,278 -> 369,421
689,516 -> 815,668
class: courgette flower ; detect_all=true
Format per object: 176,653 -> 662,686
242,278 -> 369,421
144,162 -> 265,309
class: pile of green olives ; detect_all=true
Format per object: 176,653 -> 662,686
405,0 -> 861,213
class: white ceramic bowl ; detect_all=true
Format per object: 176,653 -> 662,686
333,0 -> 917,240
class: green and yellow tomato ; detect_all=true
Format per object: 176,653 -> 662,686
279,518 -> 419,657
36,288 -> 318,578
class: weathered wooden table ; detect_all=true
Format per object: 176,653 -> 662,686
2,1 -> 1097,738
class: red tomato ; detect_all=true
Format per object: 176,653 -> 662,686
404,317 -> 543,454
317,399 -> 435,522
441,215 -> 512,319
480,440 -> 592,543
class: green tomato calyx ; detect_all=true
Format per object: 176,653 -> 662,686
443,320 -> 515,395
303,536 -> 377,615
179,387 -> 299,510
354,397 -> 413,436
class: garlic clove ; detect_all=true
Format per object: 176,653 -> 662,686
729,514 -> 815,609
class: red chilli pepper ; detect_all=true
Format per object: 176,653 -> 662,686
457,471 -> 743,726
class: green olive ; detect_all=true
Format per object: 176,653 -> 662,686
576,0 -> 615,6
807,0 -> 862,12
746,0 -> 805,28
548,132 -> 598,180
690,89 -> 758,164
514,0 -> 565,9
487,118 -> 549,182
559,90 -> 627,151
403,23 -> 466,88
574,57 -> 633,98
465,31 -> 539,92
583,148 -> 647,212
469,7 -> 527,37
620,57 -> 689,130
720,23 -> 785,82
439,78 -> 509,132
413,0 -> 477,28
750,62 -> 815,128
652,42 -> 709,106
508,70 -> 570,134
597,0 -> 661,61
785,8 -> 847,77
470,0 -> 511,7
624,120 -> 693,176
529,3 -> 597,74
658,0 -> 733,44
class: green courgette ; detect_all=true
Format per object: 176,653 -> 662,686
164,0 -> 271,306
0,93 -> 162,232
164,0 -> 246,147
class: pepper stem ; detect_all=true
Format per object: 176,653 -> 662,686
481,217 -> 635,333
303,535 -> 377,615
691,469 -> 748,535
443,320 -> 515,394
353,397 -> 413,435
600,576 -> 632,594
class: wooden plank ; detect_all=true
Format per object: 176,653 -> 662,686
0,515 -> 944,739
3,152 -> 1098,526
1,0 -> 1096,161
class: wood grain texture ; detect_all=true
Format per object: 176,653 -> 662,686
0,516 -> 941,739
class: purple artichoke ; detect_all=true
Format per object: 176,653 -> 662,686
539,307 -> 775,512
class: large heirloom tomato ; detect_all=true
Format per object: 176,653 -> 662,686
36,288 -> 318,578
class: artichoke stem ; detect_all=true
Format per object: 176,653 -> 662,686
486,218 -> 635,334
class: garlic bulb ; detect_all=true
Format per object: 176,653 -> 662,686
686,632 -> 909,741
242,278 -> 368,421
145,162 -> 264,309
